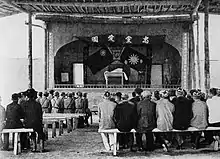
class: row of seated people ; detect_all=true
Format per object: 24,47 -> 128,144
98,87 -> 220,152
0,88 -> 45,152
19,90 -> 91,127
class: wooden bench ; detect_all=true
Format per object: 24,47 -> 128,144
99,127 -> 220,156
1,128 -> 34,155
43,113 -> 86,138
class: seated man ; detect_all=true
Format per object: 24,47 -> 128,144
136,91 -> 156,151
172,88 -> 193,149
113,93 -> 138,151
4,93 -> 24,150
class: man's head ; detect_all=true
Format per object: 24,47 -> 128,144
49,90 -> 54,95
26,88 -> 37,99
175,88 -> 185,97
12,93 -> 19,102
54,91 -> 59,97
103,91 -> 111,100
121,93 -> 129,100
67,92 -> 73,98
159,90 -> 169,99
192,90 -> 202,100
77,91 -> 82,98
38,92 -> 43,97
132,92 -> 136,98
43,91 -> 49,97
142,91 -> 152,99
115,92 -> 122,101
209,88 -> 217,97
134,88 -> 143,96
83,93 -> 87,98
61,92 -> 66,97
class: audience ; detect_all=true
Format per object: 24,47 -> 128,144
0,96 -> 5,149
98,91 -> 117,152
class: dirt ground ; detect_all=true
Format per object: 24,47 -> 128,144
1,115 -> 220,159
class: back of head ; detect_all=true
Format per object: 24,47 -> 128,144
209,88 -> 217,96
168,89 -> 176,97
176,88 -> 185,97
134,88 -> 143,95
49,89 -> 54,95
103,91 -> 111,100
61,92 -> 66,97
54,91 -> 59,97
38,92 -> 43,97
43,91 -> 49,97
132,92 -> 136,98
26,88 -> 37,99
159,90 -> 169,99
121,93 -> 129,100
67,92 -> 73,98
142,90 -> 152,99
77,91 -> 82,97
12,93 -> 19,101
83,93 -> 87,98
192,90 -> 202,100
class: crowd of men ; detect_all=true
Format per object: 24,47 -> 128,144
98,87 -> 220,152
0,89 -> 91,152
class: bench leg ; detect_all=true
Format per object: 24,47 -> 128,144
44,124 -> 48,140
13,132 -> 18,155
52,122 -> 56,138
90,115 -> 93,125
59,120 -> 63,136
113,132 -> 117,156
67,118 -> 72,133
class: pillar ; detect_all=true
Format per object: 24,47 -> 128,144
28,13 -> 33,89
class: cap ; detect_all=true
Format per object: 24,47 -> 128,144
26,88 -> 37,98
142,91 -> 152,98
104,91 -> 111,98
134,88 -> 143,94
159,90 -> 169,98
121,93 -> 129,100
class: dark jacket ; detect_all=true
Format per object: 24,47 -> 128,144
5,102 -> 24,129
136,98 -> 156,132
113,100 -> 138,132
173,96 -> 193,130
22,99 -> 43,130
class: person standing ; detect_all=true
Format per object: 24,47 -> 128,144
59,92 -> 66,113
40,91 -> 51,113
3,93 -> 24,150
51,92 -> 62,113
0,96 -> 5,149
64,93 -> 75,113
23,88 -> 45,152
98,91 -> 117,151
83,93 -> 91,126
136,91 -> 156,151
75,92 -> 84,113
36,92 -> 43,103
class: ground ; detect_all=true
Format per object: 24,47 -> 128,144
1,115 -> 220,159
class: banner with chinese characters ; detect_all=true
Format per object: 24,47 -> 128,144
80,34 -> 165,46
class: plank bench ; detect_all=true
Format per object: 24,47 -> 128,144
1,128 -> 34,155
99,127 -> 220,156
43,113 -> 86,139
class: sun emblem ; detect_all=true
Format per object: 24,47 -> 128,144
128,54 -> 139,65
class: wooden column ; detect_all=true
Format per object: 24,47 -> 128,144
196,12 -> 201,89
204,0 -> 210,92
188,23 -> 192,90
189,20 -> 196,89
28,13 -> 33,89
44,23 -> 48,90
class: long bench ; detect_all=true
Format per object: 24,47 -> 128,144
43,113 -> 86,139
1,128 -> 34,155
98,127 -> 220,156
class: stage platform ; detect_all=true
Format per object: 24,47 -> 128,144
52,84 -> 180,108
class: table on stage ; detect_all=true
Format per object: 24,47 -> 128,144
104,71 -> 125,86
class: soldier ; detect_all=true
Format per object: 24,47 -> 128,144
23,88 -> 45,152
83,93 -> 91,126
64,93 -> 75,113
51,92 -> 62,113
40,91 -> 51,113
75,91 -> 84,113
59,92 -> 66,113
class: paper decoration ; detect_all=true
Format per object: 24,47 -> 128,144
128,54 -> 139,65
91,36 -> 98,43
61,73 -> 69,82
125,36 -> 132,43
142,36 -> 149,44
108,34 -> 115,42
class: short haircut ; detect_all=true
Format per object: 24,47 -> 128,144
132,92 -> 136,97
210,88 -> 217,96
